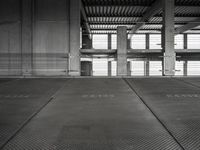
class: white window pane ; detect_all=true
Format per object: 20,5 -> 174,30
150,34 -> 162,49
175,61 -> 184,76
188,34 -> 200,49
175,34 -> 184,49
93,59 -> 108,76
111,61 -> 117,76
188,61 -> 200,75
111,35 -> 117,49
150,61 -> 162,76
93,34 -> 108,49
131,61 -> 145,76
131,34 -> 146,49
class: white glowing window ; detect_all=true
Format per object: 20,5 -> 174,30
111,61 -> 117,76
149,61 -> 162,76
131,34 -> 146,49
188,34 -> 200,49
131,61 -> 145,76
111,34 -> 117,49
150,34 -> 162,49
188,61 -> 200,76
92,34 -> 108,49
175,61 -> 184,76
175,34 -> 184,49
92,59 -> 108,76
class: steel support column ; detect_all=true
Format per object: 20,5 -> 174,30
146,34 -> 150,50
144,61 -> 150,76
127,61 -> 131,76
162,0 -> 176,76
184,34 -> 188,50
127,39 -> 131,50
108,61 -> 112,76
108,33 -> 112,50
117,26 -> 127,76
69,0 -> 81,76
183,61 -> 188,76
183,34 -> 188,76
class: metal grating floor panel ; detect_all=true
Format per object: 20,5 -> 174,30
179,78 -> 200,88
1,79 -> 181,150
0,79 -> 15,85
126,78 -> 200,150
0,79 -> 66,148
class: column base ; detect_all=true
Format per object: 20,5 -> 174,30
163,53 -> 176,76
69,71 -> 80,76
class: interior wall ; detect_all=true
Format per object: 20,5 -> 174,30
33,0 -> 69,76
0,0 -> 22,76
0,0 -> 70,76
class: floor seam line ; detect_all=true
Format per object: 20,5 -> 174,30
0,79 -> 70,150
123,78 -> 185,150
172,78 -> 200,89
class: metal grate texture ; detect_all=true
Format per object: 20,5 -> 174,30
0,79 -> 66,149
2,79 -> 181,150
126,78 -> 200,150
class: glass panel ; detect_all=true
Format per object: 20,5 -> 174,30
175,61 -> 184,76
188,34 -> 200,49
111,61 -> 117,76
92,34 -> 108,49
111,34 -> 117,49
175,34 -> 184,49
131,61 -> 145,76
188,61 -> 200,75
149,61 -> 162,76
92,58 -> 108,76
131,34 -> 146,49
150,34 -> 162,49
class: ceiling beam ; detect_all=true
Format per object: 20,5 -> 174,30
175,18 -> 200,34
81,1 -> 92,39
85,4 -> 200,7
128,0 -> 162,38
89,22 -> 186,26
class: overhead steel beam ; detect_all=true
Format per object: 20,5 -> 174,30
89,22 -> 185,26
128,0 -> 162,38
175,18 -> 200,34
85,4 -> 200,7
81,1 -> 92,39
80,49 -> 200,54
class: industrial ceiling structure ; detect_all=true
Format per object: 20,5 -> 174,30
81,0 -> 200,34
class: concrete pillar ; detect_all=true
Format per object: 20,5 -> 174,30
127,61 -> 131,76
108,61 -> 112,76
69,0 -> 81,76
162,0 -> 176,76
108,33 -> 112,49
144,60 -> 150,76
21,0 -> 33,76
117,26 -> 127,76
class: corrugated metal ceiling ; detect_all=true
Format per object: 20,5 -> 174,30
81,0 -> 200,34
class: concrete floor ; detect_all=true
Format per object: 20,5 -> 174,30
0,78 -> 200,149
